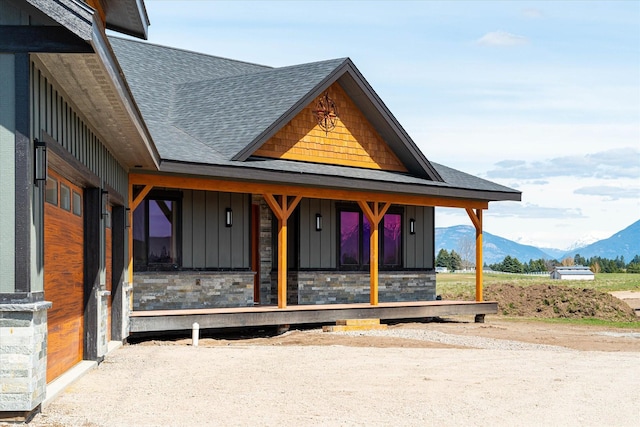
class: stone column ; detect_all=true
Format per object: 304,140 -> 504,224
0,301 -> 51,421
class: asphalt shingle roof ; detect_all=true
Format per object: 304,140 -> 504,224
110,37 -> 521,202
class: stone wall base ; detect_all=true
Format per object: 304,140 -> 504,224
133,271 -> 255,311
0,301 -> 51,415
273,271 -> 436,305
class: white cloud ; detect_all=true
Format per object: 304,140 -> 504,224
476,31 -> 529,47
485,147 -> 640,180
485,201 -> 585,219
574,186 -> 640,200
523,8 -> 545,19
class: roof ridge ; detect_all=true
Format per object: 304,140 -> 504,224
173,57 -> 350,88
108,35 -> 273,70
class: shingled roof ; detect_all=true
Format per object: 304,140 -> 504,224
110,37 -> 521,202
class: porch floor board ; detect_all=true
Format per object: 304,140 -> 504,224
129,300 -> 498,333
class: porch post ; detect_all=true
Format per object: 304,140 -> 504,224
466,208 -> 483,302
358,201 -> 391,306
263,194 -> 302,308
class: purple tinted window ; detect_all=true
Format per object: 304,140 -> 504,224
339,210 -> 402,268
340,211 -> 360,265
133,201 -> 147,265
148,200 -> 174,264
383,214 -> 401,266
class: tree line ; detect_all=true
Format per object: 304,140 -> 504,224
436,249 -> 640,274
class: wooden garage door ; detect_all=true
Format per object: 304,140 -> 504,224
44,170 -> 84,383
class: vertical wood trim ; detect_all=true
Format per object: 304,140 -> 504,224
127,182 -> 133,285
357,201 -> 390,306
263,194 -> 302,309
277,219 -> 287,308
466,208 -> 483,302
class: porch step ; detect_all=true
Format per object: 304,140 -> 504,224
322,318 -> 388,332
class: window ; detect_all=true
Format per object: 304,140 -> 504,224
45,177 -> 58,206
133,192 -> 181,270
338,208 -> 402,269
72,191 -> 82,216
60,183 -> 71,211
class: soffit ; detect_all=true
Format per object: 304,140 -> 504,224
102,0 -> 149,39
34,52 -> 157,170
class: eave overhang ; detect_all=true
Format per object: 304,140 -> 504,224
14,1 -> 158,170
29,17 -> 159,170
231,59 -> 443,182
157,160 -> 521,207
102,0 -> 150,40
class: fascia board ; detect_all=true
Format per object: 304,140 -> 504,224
159,160 -> 522,203
89,20 -> 160,168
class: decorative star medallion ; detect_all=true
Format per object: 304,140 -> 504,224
313,91 -> 339,134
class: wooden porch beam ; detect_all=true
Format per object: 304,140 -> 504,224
466,208 -> 484,302
131,184 -> 153,212
357,201 -> 391,306
264,194 -> 302,309
129,173 -> 488,210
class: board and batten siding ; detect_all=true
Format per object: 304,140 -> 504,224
404,206 -> 434,269
298,200 -> 433,270
182,190 -> 250,269
30,62 -> 128,198
299,198 -> 337,269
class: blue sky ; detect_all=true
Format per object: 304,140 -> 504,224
133,0 -> 639,250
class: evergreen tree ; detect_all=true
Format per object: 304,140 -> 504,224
449,250 -> 462,271
435,249 -> 450,268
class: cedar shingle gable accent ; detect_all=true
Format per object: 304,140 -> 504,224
254,83 -> 407,172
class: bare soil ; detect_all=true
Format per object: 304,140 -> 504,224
13,288 -> 640,426
447,283 -> 639,321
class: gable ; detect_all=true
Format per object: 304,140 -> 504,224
254,83 -> 407,172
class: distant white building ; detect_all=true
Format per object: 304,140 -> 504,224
550,266 -> 595,281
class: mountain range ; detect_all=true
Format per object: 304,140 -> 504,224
435,219 -> 640,265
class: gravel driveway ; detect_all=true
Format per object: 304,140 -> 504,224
21,322 -> 639,427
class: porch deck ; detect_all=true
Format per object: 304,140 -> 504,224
129,300 -> 498,333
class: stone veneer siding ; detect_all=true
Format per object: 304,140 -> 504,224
0,301 -> 51,413
254,195 -> 274,305
273,271 -> 436,305
133,272 -> 255,311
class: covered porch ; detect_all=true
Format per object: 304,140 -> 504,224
127,172 -> 490,326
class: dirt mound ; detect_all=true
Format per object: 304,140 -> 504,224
483,283 -> 637,321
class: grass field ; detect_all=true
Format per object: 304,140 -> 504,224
436,272 -> 640,300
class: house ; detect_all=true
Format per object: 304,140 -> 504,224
0,0 -> 520,420
550,266 -> 595,281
